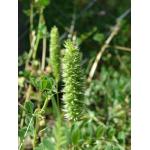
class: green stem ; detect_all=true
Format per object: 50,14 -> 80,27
33,95 -> 52,148
40,97 -> 50,115
20,85 -> 32,128
32,30 -> 41,60
33,115 -> 39,149
52,95 -> 60,118
25,0 -> 35,68
32,8 -> 43,60
19,115 -> 34,150
25,31 -> 36,69
56,82 -> 60,110
30,0 -> 34,34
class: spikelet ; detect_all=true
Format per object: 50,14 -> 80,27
50,26 -> 60,82
62,40 -> 85,121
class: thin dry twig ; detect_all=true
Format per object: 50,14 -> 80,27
41,31 -> 47,71
20,85 -> 32,128
87,21 -> 120,82
25,31 -> 36,69
87,9 -> 130,82
109,45 -> 131,52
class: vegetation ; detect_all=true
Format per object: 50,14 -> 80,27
50,26 -> 60,83
62,40 -> 85,121
18,0 -> 131,149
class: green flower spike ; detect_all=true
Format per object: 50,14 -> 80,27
62,40 -> 85,121
50,26 -> 60,82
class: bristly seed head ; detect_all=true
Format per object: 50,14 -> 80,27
50,26 -> 60,83
62,40 -> 85,121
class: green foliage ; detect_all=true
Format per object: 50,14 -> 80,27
71,123 -> 81,145
30,76 -> 56,93
42,138 -> 54,150
25,101 -> 34,114
50,26 -> 61,83
53,119 -> 67,150
93,33 -> 105,43
62,40 -> 85,121
35,0 -> 50,8
34,137 -> 54,150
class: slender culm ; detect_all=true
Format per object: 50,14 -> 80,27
50,26 -> 60,82
62,40 -> 85,121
